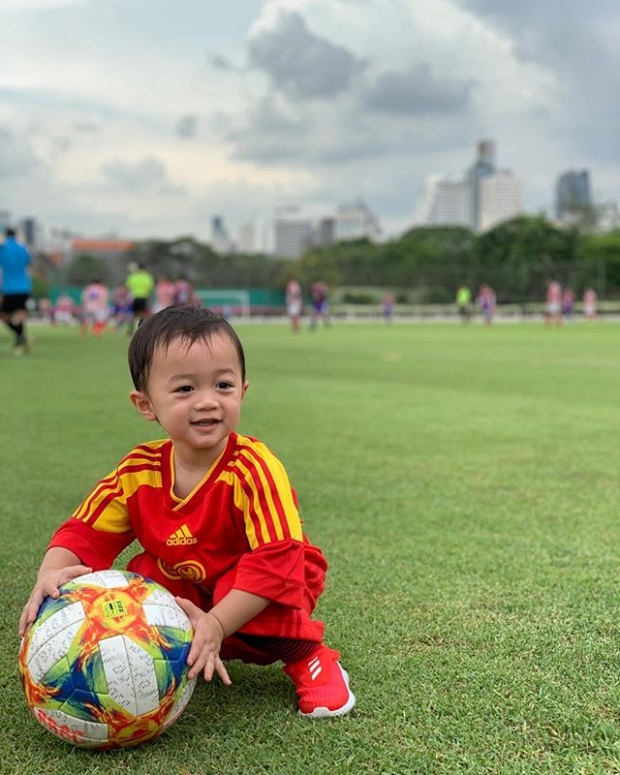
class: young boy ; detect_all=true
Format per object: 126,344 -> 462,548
19,305 -> 355,719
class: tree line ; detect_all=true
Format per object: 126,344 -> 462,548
62,214 -> 620,304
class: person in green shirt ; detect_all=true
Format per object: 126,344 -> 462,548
456,284 -> 472,324
126,262 -> 155,335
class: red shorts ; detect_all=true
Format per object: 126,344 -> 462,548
126,551 -> 326,662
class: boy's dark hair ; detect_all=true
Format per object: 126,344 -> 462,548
5,228 -> 16,238
128,305 -> 246,391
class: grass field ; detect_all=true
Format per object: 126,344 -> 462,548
1,319 -> 619,775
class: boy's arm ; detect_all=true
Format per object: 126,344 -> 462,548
207,589 -> 270,638
176,590 -> 270,683
19,547 -> 92,637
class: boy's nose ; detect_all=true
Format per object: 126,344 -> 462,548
194,390 -> 216,408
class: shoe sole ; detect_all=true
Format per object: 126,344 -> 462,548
298,665 -> 356,719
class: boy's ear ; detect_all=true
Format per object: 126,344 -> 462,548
241,381 -> 249,401
130,391 -> 157,422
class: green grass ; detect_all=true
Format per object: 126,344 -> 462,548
1,320 -> 619,774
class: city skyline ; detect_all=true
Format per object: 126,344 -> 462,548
413,141 -> 522,232
1,0 -> 620,242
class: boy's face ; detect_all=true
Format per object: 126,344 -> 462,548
130,333 -> 248,464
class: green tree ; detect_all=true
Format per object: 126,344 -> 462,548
127,237 -> 216,285
296,247 -> 341,293
126,238 -> 293,289
67,254 -> 109,286
395,226 -> 476,302
473,216 -> 578,301
31,275 -> 50,300
575,230 -> 620,297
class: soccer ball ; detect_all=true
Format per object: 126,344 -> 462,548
18,569 -> 196,749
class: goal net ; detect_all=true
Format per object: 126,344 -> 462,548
195,289 -> 251,322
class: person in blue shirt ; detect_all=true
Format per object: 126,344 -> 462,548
0,228 -> 33,355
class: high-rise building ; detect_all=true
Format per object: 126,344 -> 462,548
414,141 -> 522,232
412,175 -> 470,228
238,221 -> 257,254
211,216 -> 231,254
466,140 -> 496,229
238,219 -> 272,254
314,217 -> 336,248
478,172 -> 522,232
274,209 -> 312,258
0,210 -> 11,232
334,201 -> 381,242
556,170 -> 591,219
19,217 -> 39,249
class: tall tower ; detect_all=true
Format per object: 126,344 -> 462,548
467,140 -> 496,230
20,217 -> 38,248
556,170 -> 591,220
211,216 -> 231,254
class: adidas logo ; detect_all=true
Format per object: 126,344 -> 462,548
308,655 -> 322,681
166,524 -> 197,546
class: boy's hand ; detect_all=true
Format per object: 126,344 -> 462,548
175,597 -> 232,685
18,564 -> 92,638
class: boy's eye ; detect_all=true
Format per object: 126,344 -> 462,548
216,381 -> 234,390
175,385 -> 193,393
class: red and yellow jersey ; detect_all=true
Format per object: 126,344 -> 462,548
49,433 -> 327,623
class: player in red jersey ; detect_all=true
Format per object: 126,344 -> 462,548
19,305 -> 355,719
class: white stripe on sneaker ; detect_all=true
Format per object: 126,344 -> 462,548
299,665 -> 356,719
308,657 -> 322,680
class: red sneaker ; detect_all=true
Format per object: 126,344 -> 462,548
283,645 -> 356,718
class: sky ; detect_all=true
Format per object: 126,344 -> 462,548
1,0 -> 620,243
